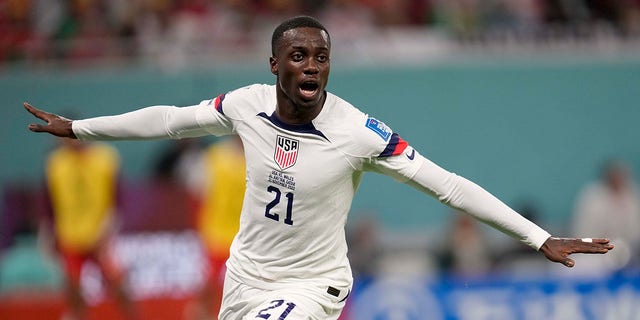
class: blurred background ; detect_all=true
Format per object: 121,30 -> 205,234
2,0 -> 640,319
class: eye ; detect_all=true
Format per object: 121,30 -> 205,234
291,53 -> 303,62
316,54 -> 328,63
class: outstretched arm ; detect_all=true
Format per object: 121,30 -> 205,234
383,152 -> 614,268
24,103 -> 76,138
24,101 -> 230,141
539,237 -> 613,267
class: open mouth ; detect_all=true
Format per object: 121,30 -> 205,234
299,81 -> 319,98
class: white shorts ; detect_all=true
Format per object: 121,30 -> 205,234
218,272 -> 350,320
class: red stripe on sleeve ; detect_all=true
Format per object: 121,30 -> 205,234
214,94 -> 226,114
392,137 -> 408,155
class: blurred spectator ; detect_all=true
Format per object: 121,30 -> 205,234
186,135 -> 245,320
152,137 -> 207,191
437,210 -> 493,277
2,0 -> 640,66
346,214 -> 382,279
42,135 -> 137,320
318,0 -> 376,45
540,0 -> 573,25
52,0 -> 117,63
622,0 -> 640,35
0,181 -> 42,253
0,0 -> 35,62
127,138 -> 206,232
433,0 -> 483,38
493,200 -> 550,275
570,159 -> 640,274
151,137 -> 207,215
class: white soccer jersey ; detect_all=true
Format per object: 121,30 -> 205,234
191,84 -> 423,291
73,83 -> 551,299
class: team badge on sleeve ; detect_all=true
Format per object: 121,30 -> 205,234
365,117 -> 392,141
274,135 -> 299,170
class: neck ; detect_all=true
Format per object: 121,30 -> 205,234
275,91 -> 326,125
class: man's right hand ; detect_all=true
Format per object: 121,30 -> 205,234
24,102 -> 77,138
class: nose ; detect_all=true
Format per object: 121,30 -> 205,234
303,58 -> 319,74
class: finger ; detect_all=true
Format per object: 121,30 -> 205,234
564,258 -> 575,268
28,123 -> 48,133
575,242 -> 613,254
23,102 -> 50,122
590,238 -> 612,245
23,102 -> 38,115
593,238 -> 614,250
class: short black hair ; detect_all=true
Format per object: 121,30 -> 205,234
271,16 -> 330,56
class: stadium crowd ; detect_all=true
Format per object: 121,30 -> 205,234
1,4 -> 639,318
2,0 -> 640,66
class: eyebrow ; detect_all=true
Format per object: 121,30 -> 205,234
290,45 -> 329,51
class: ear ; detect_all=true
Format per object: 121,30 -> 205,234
269,56 -> 278,75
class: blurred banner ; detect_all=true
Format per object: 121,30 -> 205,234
81,233 -> 640,320
0,231 -> 208,320
3,231 -> 640,320
83,231 -> 206,302
346,272 -> 640,320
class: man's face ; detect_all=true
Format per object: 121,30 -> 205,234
270,27 -> 331,109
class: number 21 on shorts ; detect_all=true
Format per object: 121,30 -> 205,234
255,299 -> 296,319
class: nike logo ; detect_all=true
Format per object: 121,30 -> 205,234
406,149 -> 415,160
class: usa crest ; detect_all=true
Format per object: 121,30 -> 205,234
274,135 -> 299,170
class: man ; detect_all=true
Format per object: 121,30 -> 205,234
25,15 -> 612,320
42,136 -> 137,320
189,136 -> 246,319
571,159 -> 640,273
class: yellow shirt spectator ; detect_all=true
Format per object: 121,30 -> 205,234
197,136 -> 246,257
46,141 -> 120,253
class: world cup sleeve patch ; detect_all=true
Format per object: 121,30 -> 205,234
365,117 -> 392,142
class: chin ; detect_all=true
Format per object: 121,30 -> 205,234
296,97 -> 322,109
298,91 -> 324,106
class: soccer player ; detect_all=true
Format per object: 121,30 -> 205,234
25,15 -> 613,320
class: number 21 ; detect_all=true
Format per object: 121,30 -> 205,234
265,185 -> 294,225
255,299 -> 296,319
